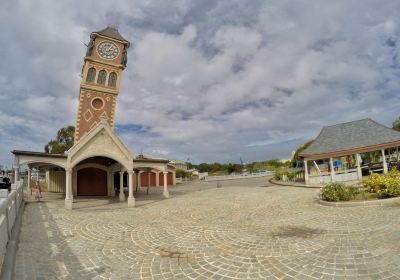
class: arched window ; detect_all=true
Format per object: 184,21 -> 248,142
108,72 -> 117,87
86,67 -> 96,83
97,70 -> 107,85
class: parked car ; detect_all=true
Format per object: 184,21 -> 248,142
0,177 -> 11,191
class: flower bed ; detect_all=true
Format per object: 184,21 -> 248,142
363,168 -> 400,198
320,169 -> 400,202
320,182 -> 366,202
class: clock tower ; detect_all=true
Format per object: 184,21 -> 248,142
74,27 -> 130,142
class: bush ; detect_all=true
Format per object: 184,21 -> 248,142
320,182 -> 360,202
286,171 -> 296,181
274,170 -> 282,180
363,168 -> 400,198
274,169 -> 302,182
176,169 -> 192,179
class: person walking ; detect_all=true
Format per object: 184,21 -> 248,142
34,181 -> 42,201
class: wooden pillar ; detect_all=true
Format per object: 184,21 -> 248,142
304,159 -> 309,185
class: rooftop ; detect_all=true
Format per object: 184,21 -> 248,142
300,118 -> 400,158
93,26 -> 129,44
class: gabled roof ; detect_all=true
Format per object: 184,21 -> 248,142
12,150 -> 67,158
133,154 -> 169,163
300,118 -> 400,158
67,118 -> 134,169
93,26 -> 129,43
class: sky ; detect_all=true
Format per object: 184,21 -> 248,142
1,0 -> 400,167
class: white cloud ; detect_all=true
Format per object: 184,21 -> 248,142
1,0 -> 400,165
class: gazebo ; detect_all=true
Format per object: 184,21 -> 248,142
300,118 -> 400,185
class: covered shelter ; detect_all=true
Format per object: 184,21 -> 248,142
300,118 -> 400,184
12,118 -> 176,209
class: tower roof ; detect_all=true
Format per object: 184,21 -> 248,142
93,27 -> 129,44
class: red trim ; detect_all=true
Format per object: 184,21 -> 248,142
300,140 -> 400,159
159,172 -> 173,186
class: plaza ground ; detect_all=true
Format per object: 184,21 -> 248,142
13,177 -> 400,279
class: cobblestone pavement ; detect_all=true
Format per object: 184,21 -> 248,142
14,177 -> 400,279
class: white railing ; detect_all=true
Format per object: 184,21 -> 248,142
281,172 -> 305,183
175,177 -> 183,184
0,180 -> 23,269
205,171 -> 274,181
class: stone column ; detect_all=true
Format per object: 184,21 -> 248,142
163,171 -> 169,198
147,171 -> 151,195
382,149 -> 388,174
36,167 -> 39,182
356,154 -> 362,180
14,166 -> 19,183
119,171 -> 125,201
329,157 -> 335,182
65,169 -> 73,210
111,172 -> 115,196
155,171 -> 160,187
304,160 -> 309,185
135,170 -> 140,192
27,168 -> 32,194
128,171 -> 135,207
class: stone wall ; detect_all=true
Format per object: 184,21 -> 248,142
47,170 -> 66,193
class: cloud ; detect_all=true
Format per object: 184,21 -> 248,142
1,0 -> 400,166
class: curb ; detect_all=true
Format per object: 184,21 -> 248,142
268,178 -> 320,189
0,201 -> 25,280
318,196 -> 400,207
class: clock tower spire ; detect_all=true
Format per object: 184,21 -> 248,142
74,27 -> 130,142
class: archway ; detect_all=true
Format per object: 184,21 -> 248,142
141,171 -> 157,187
159,172 -> 173,186
77,167 -> 107,196
73,157 -> 118,197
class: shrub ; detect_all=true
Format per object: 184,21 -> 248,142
286,171 -> 296,181
320,182 -> 359,202
274,170 -> 282,180
363,168 -> 400,198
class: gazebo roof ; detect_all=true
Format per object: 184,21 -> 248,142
300,118 -> 400,158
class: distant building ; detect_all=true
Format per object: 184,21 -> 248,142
170,160 -> 188,171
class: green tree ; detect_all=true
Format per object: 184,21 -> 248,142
393,116 -> 400,132
44,126 -> 75,154
292,140 -> 314,167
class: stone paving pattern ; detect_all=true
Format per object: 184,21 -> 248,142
14,178 -> 400,279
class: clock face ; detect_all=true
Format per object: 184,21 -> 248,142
97,41 -> 119,59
